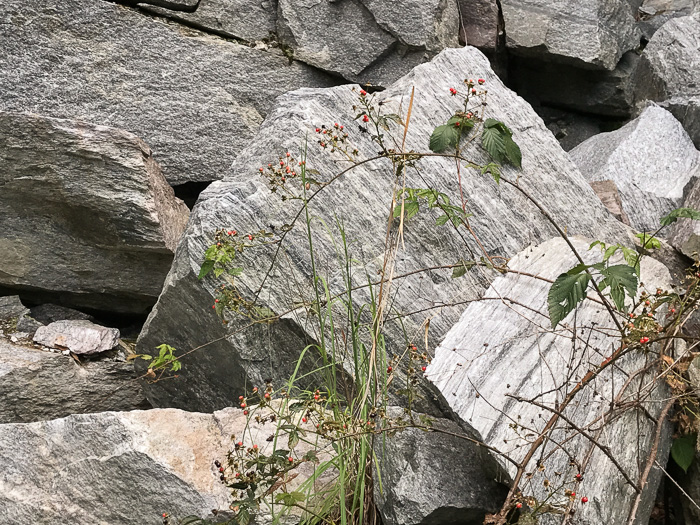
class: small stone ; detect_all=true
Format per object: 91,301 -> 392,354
34,320 -> 120,356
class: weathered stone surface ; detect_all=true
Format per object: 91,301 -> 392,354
636,0 -> 700,39
458,0 -> 500,48
14,316 -> 43,336
669,177 -> 700,257
635,13 -> 700,146
276,0 -> 459,84
147,0 -> 278,42
0,405 -> 329,524
590,180 -> 632,225
137,46 -> 629,413
374,408 -> 508,525
500,0 -> 640,69
0,0 -> 336,186
29,304 -> 94,325
569,105 -> 700,232
0,112 -> 190,314
0,296 -> 28,321
429,237 -> 673,525
34,320 -> 120,355
0,338 -> 148,424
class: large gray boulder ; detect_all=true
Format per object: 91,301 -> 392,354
137,46 -> 629,413
500,0 -> 640,69
0,0 -> 336,185
635,13 -> 700,148
0,112 -> 190,315
458,0 -> 500,48
374,408 -> 508,525
276,0 -> 459,84
569,105 -> 700,232
0,405 -> 329,524
0,339 -> 148,424
429,237 -> 673,525
635,0 -> 700,39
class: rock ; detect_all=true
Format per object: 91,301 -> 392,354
509,51 -> 640,118
669,177 -> 700,257
276,0 -> 459,84
374,407 -> 508,525
429,237 -> 673,525
0,405 -> 329,524
146,0 -> 278,42
0,112 -> 190,315
590,180 -> 632,225
28,304 -> 94,325
0,339 -> 148,423
500,0 -> 640,70
0,296 -> 28,321
634,13 -> 700,147
14,316 -> 43,336
635,0 -> 700,40
137,46 -> 629,413
0,0 -> 336,186
458,0 -> 500,48
34,321 -> 120,355
569,105 -> 700,232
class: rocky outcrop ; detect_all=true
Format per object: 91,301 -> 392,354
0,112 -> 190,314
635,0 -> 700,39
33,321 -> 120,355
635,13 -> 700,147
429,237 -> 673,525
374,408 -> 508,525
136,46 -> 629,413
0,339 -> 148,424
500,0 -> 640,70
458,0 -> 500,48
276,0 -> 459,85
569,105 -> 700,232
0,0 -> 336,186
590,180 -> 632,225
0,405 -> 329,524
669,177 -> 700,257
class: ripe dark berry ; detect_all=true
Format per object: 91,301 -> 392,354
214,460 -> 221,467
243,410 -> 249,415
219,467 -> 224,472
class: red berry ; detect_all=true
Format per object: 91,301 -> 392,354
248,234 -> 253,241
575,474 -> 582,480
362,115 -> 369,122
239,395 -> 244,400
240,402 -> 246,408
671,308 -> 676,314
449,87 -> 457,96
286,152 -> 291,157
216,242 -> 221,247
581,497 -> 588,503
253,444 -> 258,450
314,394 -> 320,400
302,417 -> 307,423
288,457 -> 294,462
219,467 -> 224,472
315,128 -> 321,133
645,300 -> 650,306
421,366 -> 427,371
237,441 -> 243,447
516,503 -> 522,509
259,167 -> 264,172
163,513 -> 168,518
215,299 -> 219,303
264,393 -> 270,399
478,78 -> 485,84
640,337 -> 650,344
387,366 -> 392,373
471,88 -> 477,94
253,387 -> 258,392
360,89 -> 367,96
231,230 -> 237,236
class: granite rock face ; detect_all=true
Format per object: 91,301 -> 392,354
635,13 -> 700,147
137,46 -> 629,413
374,408 -> 508,525
429,237 -> 673,525
0,112 -> 190,314
276,0 -> 459,84
669,177 -> 700,257
0,0 -> 336,185
569,105 -> 700,232
0,339 -> 148,424
500,0 -> 640,70
33,320 -> 121,355
0,405 -> 330,524
458,0 -> 500,48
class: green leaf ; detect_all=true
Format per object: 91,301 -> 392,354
288,430 -> 300,450
481,163 -> 501,184
403,201 -> 420,220
429,124 -> 460,153
198,259 -> 215,279
548,268 -> 591,328
635,232 -> 661,250
671,433 -> 697,473
237,508 -> 251,525
599,264 -> 638,312
435,215 -> 450,226
452,260 -> 476,279
481,126 -> 506,162
503,136 -> 522,168
179,517 -> 206,525
660,207 -> 700,227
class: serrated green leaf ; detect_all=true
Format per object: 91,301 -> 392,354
671,433 -> 697,473
435,215 -> 450,226
179,516 -> 205,525
503,136 -> 522,168
288,430 -> 300,450
404,201 -> 420,220
452,261 -> 476,279
548,269 -> 591,328
603,245 -> 619,261
599,264 -> 638,312
660,207 -> 700,227
481,126 -> 506,162
635,232 -> 661,250
429,124 -> 460,153
198,259 -> 215,279
237,508 -> 251,525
